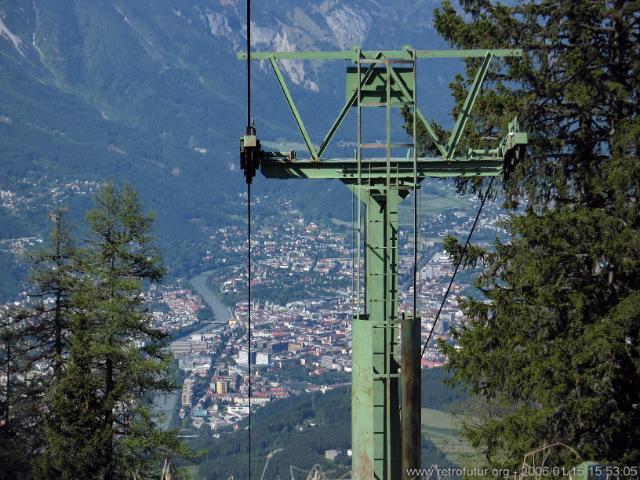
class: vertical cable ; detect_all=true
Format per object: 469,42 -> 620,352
418,178 -> 422,302
247,182 -> 252,480
246,2 -> 252,479
351,185 -> 356,316
246,0 -> 251,127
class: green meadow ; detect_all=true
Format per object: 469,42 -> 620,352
421,408 -> 481,468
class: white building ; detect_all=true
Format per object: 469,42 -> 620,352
237,349 -> 256,366
227,405 -> 250,416
324,450 -> 340,461
256,351 -> 270,366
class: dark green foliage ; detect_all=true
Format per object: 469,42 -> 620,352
423,0 -> 640,470
0,309 -> 48,480
421,366 -> 467,409
27,208 -> 77,376
1,209 -> 78,479
35,343 -> 107,480
432,0 -> 639,206
35,184 -> 195,479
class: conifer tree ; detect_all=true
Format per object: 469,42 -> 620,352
26,207 -> 77,377
410,0 -> 640,469
35,311 -> 107,479
0,209 -> 78,479
37,183 -> 193,479
0,307 -> 48,479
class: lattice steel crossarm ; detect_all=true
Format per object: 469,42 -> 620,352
240,47 -> 524,165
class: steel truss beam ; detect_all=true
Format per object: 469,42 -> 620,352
250,48 -> 522,164
445,52 -> 493,159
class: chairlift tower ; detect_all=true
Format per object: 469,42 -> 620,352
239,46 -> 527,479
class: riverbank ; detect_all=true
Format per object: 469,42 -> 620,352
189,270 -> 233,325
155,270 -> 233,430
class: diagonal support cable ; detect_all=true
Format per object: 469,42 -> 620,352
420,177 -> 494,358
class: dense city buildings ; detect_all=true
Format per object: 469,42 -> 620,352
1,184 -> 506,435
164,188 -> 506,431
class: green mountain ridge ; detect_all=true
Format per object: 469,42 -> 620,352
0,0 -> 459,298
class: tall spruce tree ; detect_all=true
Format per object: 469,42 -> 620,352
27,208 -> 77,377
37,184 -> 192,479
0,209 -> 78,479
414,0 -> 640,469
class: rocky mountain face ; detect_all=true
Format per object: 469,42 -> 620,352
0,0 -> 455,297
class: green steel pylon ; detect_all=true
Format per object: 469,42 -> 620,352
239,46 -> 527,480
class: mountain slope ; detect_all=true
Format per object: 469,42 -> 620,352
0,0 -> 460,298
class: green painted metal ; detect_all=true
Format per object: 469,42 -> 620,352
445,53 -> 493,159
238,48 -> 522,61
263,50 -> 521,166
384,61 -> 395,480
469,116 -> 528,168
503,117 -> 528,150
317,61 -> 379,158
268,56 -> 318,160
240,46 -> 527,480
260,157 -> 505,180
346,67 -> 414,106
387,66 -> 448,157
417,109 -> 448,157
349,188 -> 404,480
352,313 -> 375,479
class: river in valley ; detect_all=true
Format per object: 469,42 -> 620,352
154,271 -> 231,430
189,270 -> 233,325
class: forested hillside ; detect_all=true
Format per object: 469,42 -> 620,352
189,368 -> 464,479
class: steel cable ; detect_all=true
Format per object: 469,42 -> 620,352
420,177 -> 494,358
246,1 -> 252,478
